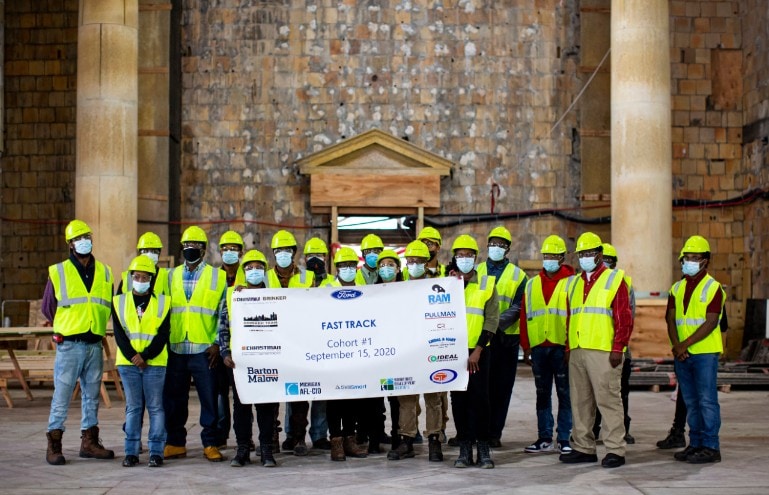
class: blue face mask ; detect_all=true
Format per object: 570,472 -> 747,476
488,246 -> 506,262
682,260 -> 702,277
133,280 -> 151,295
579,256 -> 597,273
365,253 -> 379,269
73,239 -> 92,255
543,259 -> 560,273
275,251 -> 293,269
245,268 -> 265,286
456,257 -> 476,274
379,265 -> 396,282
338,267 -> 357,283
407,263 -> 425,278
222,251 -> 240,266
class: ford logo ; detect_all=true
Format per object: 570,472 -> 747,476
430,369 -> 458,384
331,289 -> 363,300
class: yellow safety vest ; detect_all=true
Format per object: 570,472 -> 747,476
477,262 -> 526,335
168,264 -> 226,345
49,260 -> 113,337
266,268 -> 314,288
114,293 -> 170,366
671,274 -> 725,354
355,267 -> 379,285
524,275 -> 569,347
121,267 -> 170,296
465,275 -> 496,348
567,269 -> 625,351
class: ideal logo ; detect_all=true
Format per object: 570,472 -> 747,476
430,369 -> 458,384
427,354 -> 458,363
428,293 -> 451,304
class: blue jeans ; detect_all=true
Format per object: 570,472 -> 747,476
163,351 -> 220,447
284,401 -> 328,442
48,341 -> 103,432
675,352 -> 721,450
119,365 -> 167,457
531,345 -> 571,442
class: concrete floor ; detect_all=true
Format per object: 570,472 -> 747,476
1,368 -> 767,495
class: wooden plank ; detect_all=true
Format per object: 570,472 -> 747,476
311,206 -> 440,215
311,174 -> 440,208
630,303 -> 671,358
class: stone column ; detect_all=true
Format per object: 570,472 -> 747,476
611,0 -> 672,296
76,0 -> 138,276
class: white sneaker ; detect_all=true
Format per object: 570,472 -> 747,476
558,441 -> 573,454
524,439 -> 554,453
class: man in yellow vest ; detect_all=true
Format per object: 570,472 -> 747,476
112,255 -> 170,468
520,234 -> 574,455
42,219 -> 115,465
357,233 -> 384,285
667,235 -> 725,464
403,226 -> 446,279
560,232 -> 632,469
477,226 -> 527,448
163,226 -> 227,462
119,232 -> 170,296
447,234 -> 500,469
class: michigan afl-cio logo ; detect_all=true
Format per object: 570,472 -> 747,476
430,369 -> 458,384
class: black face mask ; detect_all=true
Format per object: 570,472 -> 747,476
183,247 -> 202,263
306,257 -> 326,275
428,250 -> 437,261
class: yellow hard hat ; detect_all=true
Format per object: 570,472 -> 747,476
65,219 -> 91,242
575,232 -> 602,252
417,226 -> 442,245
271,230 -> 297,249
602,243 -> 618,258
452,234 -> 480,253
334,247 -> 359,264
360,233 -> 384,251
136,232 -> 163,250
405,240 -> 431,259
128,255 -> 156,275
681,235 -> 710,254
219,230 -> 244,248
377,249 -> 401,265
303,237 -> 328,255
488,226 -> 512,244
541,235 -> 567,254
241,249 -> 268,268
181,226 -> 208,245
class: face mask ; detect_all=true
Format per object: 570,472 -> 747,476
222,251 -> 240,266
365,253 -> 379,269
275,251 -> 293,269
183,247 -> 201,263
488,246 -> 506,262
407,263 -> 425,278
306,256 -> 326,274
428,250 -> 437,262
543,260 -> 560,273
682,260 -> 702,277
338,267 -> 357,283
603,261 -> 614,269
133,280 -> 151,295
379,266 -> 396,282
73,239 -> 92,255
579,256 -> 597,273
245,269 -> 265,286
142,252 -> 159,265
456,257 -> 476,274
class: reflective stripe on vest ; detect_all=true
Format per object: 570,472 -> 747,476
114,293 -> 169,366
524,275 -> 569,347
567,269 -> 625,351
289,269 -> 314,288
477,262 -> 525,335
49,260 -> 113,337
465,275 -> 496,347
672,274 -> 724,354
168,265 -> 226,344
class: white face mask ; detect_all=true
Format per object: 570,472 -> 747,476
338,267 -> 357,283
456,257 -> 476,274
142,252 -> 159,265
682,260 -> 702,277
579,256 -> 597,273
275,251 -> 293,269
488,246 -> 506,262
407,263 -> 425,278
245,268 -> 265,286
221,251 -> 240,266
73,239 -> 92,255
133,280 -> 151,295
543,259 -> 560,273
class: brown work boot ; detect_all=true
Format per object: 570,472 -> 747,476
330,437 -> 345,461
46,429 -> 66,465
79,426 -> 115,459
343,435 -> 368,458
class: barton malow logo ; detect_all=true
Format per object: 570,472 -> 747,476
246,367 -> 279,383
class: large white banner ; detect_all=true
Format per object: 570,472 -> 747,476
231,277 -> 469,403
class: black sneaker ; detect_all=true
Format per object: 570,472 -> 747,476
122,455 -> 139,467
414,432 -> 423,444
624,433 -> 635,444
601,453 -> 626,468
674,445 -> 700,462
230,445 -> 251,467
281,437 -> 296,451
657,428 -> 686,449
148,455 -> 163,468
686,447 -> 721,464
312,438 -> 332,450
559,450 -> 598,463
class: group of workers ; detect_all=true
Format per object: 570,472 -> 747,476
42,218 -> 726,470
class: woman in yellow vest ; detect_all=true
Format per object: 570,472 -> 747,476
112,255 -> 170,468
447,235 -> 500,469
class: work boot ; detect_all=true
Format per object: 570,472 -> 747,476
387,435 -> 415,460
343,435 -> 368,458
476,441 -> 494,469
163,444 -> 187,459
79,426 -> 115,459
230,444 -> 251,467
330,437 -> 345,461
428,434 -> 443,462
260,444 -> 277,467
454,440 -> 473,468
293,438 -> 308,456
657,427 -> 686,449
46,429 -> 65,465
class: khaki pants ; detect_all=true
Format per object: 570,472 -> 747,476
569,348 -> 626,456
397,392 -> 444,438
